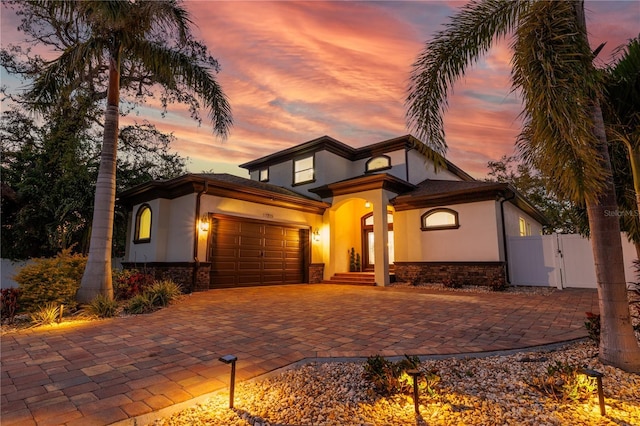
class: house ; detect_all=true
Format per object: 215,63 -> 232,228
118,135 -> 546,292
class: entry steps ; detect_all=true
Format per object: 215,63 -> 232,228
322,272 -> 396,286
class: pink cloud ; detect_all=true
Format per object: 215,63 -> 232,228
2,0 -> 638,180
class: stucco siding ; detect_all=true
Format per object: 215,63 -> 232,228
165,195 -> 196,262
503,202 -> 543,237
126,195 -> 197,264
394,201 -> 501,262
406,150 -> 461,184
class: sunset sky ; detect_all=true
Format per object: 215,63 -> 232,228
2,1 -> 639,179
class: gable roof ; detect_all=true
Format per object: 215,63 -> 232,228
391,179 -> 548,224
239,134 -> 474,182
118,173 -> 329,214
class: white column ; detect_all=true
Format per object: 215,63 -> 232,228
372,191 -> 390,286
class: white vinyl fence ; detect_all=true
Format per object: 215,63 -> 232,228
508,233 -> 637,288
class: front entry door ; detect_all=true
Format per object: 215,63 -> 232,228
362,212 -> 394,271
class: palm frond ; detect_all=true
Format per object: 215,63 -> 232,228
512,0 -> 605,203
406,0 -> 529,156
27,38 -> 106,109
134,1 -> 193,43
130,39 -> 232,138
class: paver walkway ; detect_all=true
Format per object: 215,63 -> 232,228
1,284 -> 599,426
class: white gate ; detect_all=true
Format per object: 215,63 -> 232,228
508,233 -> 637,288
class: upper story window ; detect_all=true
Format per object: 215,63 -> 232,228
293,155 -> 315,185
135,204 -> 152,243
519,217 -> 532,236
421,208 -> 459,231
259,168 -> 269,182
365,155 -> 391,172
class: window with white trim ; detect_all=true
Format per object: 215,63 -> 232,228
259,168 -> 269,182
293,155 -> 314,185
519,217 -> 532,236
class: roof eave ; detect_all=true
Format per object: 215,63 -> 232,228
118,174 -> 330,215
309,173 -> 416,199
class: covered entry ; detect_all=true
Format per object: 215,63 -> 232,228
208,215 -> 309,288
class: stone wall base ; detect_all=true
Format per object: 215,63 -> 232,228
394,261 -> 506,287
121,262 -> 211,293
309,263 -> 325,284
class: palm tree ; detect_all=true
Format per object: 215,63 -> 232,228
27,0 -> 232,303
604,36 -> 640,256
406,0 -> 640,371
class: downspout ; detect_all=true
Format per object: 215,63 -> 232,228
499,190 -> 516,285
192,180 -> 208,293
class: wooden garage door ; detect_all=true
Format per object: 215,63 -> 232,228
209,215 -> 308,288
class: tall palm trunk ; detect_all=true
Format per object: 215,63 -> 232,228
77,45 -> 121,303
573,1 -> 640,372
588,101 -> 640,371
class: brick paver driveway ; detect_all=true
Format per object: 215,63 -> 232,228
1,284 -> 598,426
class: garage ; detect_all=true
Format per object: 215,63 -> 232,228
208,215 -> 309,288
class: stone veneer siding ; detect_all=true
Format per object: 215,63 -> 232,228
121,262 -> 211,293
309,263 -> 325,284
394,261 -> 506,287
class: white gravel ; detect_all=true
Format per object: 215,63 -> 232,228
154,340 -> 640,426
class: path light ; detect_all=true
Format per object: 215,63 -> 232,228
407,369 -> 422,414
219,354 -> 238,409
579,368 -> 605,416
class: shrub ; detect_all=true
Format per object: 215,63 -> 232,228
529,361 -> 598,401
15,249 -> 86,311
363,355 -> 399,396
584,311 -> 601,345
86,294 -> 120,318
147,280 -> 182,307
113,269 -> 155,301
362,354 -> 439,397
1,288 -> 21,323
126,292 -> 156,314
29,302 -> 62,327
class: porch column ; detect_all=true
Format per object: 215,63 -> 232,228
372,191 -> 390,286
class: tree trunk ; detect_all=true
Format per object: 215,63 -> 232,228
587,102 -> 640,372
77,47 -> 121,303
572,0 -> 640,372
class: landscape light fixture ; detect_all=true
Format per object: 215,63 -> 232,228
579,368 -> 605,416
406,369 -> 422,414
219,354 -> 238,409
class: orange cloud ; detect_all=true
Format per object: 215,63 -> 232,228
2,0 -> 637,180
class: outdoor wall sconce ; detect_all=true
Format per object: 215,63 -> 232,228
579,368 -> 605,416
219,354 -> 238,408
407,369 -> 422,414
364,201 -> 371,209
313,228 -> 321,242
199,215 -> 210,232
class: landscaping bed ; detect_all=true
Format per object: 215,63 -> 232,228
154,340 -> 639,426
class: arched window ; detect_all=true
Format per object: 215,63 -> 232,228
365,155 -> 391,173
134,204 -> 152,243
421,208 -> 459,231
